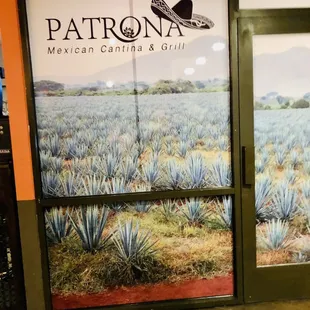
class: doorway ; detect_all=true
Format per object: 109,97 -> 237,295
239,16 -> 310,303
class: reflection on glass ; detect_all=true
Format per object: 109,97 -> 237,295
253,34 -> 310,266
46,197 -> 234,309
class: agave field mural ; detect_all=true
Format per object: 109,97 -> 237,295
254,34 -> 310,266
45,197 -> 234,309
255,108 -> 310,266
37,92 -> 232,198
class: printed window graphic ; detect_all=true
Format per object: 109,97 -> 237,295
46,197 -> 234,309
253,34 -> 310,266
25,0 -> 232,198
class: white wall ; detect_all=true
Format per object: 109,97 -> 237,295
239,0 -> 310,9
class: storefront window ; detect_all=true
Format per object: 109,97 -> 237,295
26,0 -> 232,198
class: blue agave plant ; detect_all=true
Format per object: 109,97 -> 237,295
85,157 -> 100,175
300,199 -> 310,228
50,157 -> 63,173
69,206 -> 112,252
160,200 -> 177,220
260,149 -> 270,166
302,181 -> 310,199
290,150 -> 299,169
40,151 -> 51,171
178,141 -> 188,158
61,172 -> 80,197
255,175 -> 272,222
255,160 -> 266,174
274,147 -> 286,167
304,162 -> 310,175
142,155 -> 159,186
113,220 -> 157,263
258,219 -> 292,250
272,182 -> 298,221
48,135 -> 61,157
54,123 -> 67,138
120,157 -> 138,182
284,168 -> 297,185
196,125 -> 205,139
218,136 -> 229,151
182,198 -> 208,226
45,207 -> 72,243
303,151 -> 310,163
185,153 -> 207,188
134,201 -> 152,213
81,175 -> 105,196
165,137 -> 174,156
41,171 -> 61,198
215,196 -> 232,229
102,154 -> 119,178
150,137 -> 162,156
208,155 -> 232,187
105,178 -> 128,194
165,160 -> 184,189
285,138 -> 296,151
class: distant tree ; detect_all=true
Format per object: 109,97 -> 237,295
276,95 -> 289,105
264,105 -> 271,110
303,92 -> 310,100
266,92 -> 278,98
195,81 -> 205,89
175,79 -> 196,93
254,101 -> 264,110
284,101 -> 290,108
137,82 -> 149,92
291,99 -> 310,109
34,80 -> 64,92
148,79 -> 195,94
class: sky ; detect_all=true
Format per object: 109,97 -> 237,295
26,0 -> 229,78
253,33 -> 310,56
253,34 -> 310,97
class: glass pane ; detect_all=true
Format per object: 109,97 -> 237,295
25,0 -> 232,198
253,34 -> 310,266
240,0 -> 310,9
45,196 -> 234,309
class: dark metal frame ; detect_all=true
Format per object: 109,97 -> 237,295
239,15 -> 310,303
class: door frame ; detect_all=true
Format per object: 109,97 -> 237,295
239,15 -> 310,303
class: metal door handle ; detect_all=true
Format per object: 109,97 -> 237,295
242,146 -> 255,186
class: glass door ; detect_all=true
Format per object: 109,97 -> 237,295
239,16 -> 310,303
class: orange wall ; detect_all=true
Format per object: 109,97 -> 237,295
0,0 -> 35,201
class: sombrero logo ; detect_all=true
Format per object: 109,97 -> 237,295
151,0 -> 214,30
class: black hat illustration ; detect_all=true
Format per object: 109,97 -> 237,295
151,0 -> 214,30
